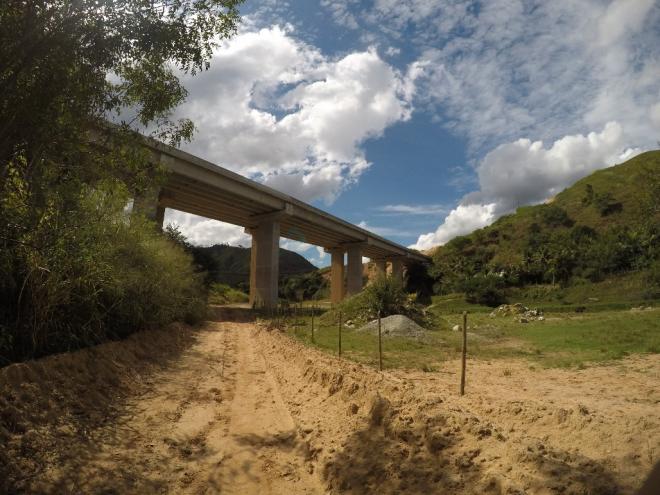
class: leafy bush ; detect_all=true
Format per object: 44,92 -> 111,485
404,261 -> 434,304
208,283 -> 249,305
321,276 -> 426,327
593,192 -> 623,216
645,259 -> 660,299
0,178 -> 207,363
362,275 -> 408,317
279,271 -> 328,301
540,205 -> 574,228
459,274 -> 507,307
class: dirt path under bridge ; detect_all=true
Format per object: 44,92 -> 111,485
1,308 -> 658,494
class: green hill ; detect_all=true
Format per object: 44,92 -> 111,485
191,244 -> 317,288
430,150 -> 660,300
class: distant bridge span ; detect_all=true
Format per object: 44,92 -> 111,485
135,137 -> 430,309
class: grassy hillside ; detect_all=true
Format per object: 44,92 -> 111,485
430,151 -> 660,301
192,244 -> 317,287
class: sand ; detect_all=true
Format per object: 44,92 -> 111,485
1,308 -> 658,494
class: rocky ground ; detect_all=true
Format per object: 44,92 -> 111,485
1,307 -> 658,494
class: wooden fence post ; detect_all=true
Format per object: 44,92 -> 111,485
338,311 -> 342,357
460,311 -> 467,396
378,311 -> 383,371
310,304 -> 315,344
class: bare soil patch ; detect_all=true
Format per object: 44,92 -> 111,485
1,312 -> 658,494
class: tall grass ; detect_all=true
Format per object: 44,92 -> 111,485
0,179 -> 206,364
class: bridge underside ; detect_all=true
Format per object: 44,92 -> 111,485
135,139 -> 429,309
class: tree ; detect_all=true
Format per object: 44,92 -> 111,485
0,0 -> 243,361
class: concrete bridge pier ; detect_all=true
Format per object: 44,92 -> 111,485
249,221 -> 280,310
390,258 -> 405,285
346,244 -> 363,296
330,248 -> 345,304
374,259 -> 387,277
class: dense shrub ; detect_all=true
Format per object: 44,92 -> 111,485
0,0 -> 243,364
0,178 -> 207,363
540,205 -> 574,228
279,271 -> 328,301
459,274 -> 507,307
644,259 -> 660,299
404,261 -> 434,304
321,275 -> 426,327
362,275 -> 408,317
208,283 -> 249,305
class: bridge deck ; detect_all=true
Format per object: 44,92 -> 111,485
146,138 -> 429,263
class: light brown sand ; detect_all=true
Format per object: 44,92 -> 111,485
1,309 -> 658,494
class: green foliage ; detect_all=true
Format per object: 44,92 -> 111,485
321,276 -> 426,328
593,191 -> 623,216
583,184 -> 623,216
458,273 -> 507,307
279,271 -> 328,301
539,205 -> 574,227
404,261 -> 435,304
430,152 -> 660,298
0,178 -> 206,363
363,275 -> 408,317
645,259 -> 660,299
0,0 -> 243,363
581,184 -> 595,206
208,283 -> 248,305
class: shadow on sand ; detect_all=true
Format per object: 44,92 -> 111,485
0,321 -> 220,493
323,396 -> 624,494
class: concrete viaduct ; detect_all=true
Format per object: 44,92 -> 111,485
135,138 -> 430,309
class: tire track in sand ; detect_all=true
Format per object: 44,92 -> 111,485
28,322 -> 321,494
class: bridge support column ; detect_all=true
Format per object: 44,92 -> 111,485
374,259 -> 387,278
390,258 -> 404,285
251,220 -> 280,310
248,229 -> 258,307
346,245 -> 363,296
330,248 -> 345,304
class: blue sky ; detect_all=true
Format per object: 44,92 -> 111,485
164,0 -> 660,267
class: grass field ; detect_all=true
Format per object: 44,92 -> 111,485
278,294 -> 660,370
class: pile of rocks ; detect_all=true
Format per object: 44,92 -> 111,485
489,303 -> 544,323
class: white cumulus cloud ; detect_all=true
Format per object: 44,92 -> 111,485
164,211 -> 251,247
411,122 -> 641,250
412,203 -> 496,251
325,0 -> 660,155
175,25 -> 415,205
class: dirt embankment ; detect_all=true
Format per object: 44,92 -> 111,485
258,328 -> 659,494
1,310 -> 658,494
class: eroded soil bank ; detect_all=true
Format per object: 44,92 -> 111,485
1,309 -> 658,494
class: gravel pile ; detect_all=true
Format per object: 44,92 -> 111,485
489,303 -> 545,322
356,314 -> 427,339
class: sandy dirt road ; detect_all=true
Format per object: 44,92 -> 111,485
1,310 -> 659,494
1,318 -> 322,494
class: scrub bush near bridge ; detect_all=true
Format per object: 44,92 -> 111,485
321,275 -> 430,328
0,177 -> 207,363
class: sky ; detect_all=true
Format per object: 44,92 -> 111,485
164,0 -> 660,268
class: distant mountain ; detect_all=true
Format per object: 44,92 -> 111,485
430,150 -> 660,290
191,244 -> 317,287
